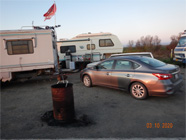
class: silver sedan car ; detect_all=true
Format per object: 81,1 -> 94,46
80,56 -> 183,100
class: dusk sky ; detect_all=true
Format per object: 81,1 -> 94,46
0,0 -> 186,45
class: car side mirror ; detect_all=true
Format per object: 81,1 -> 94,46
95,66 -> 99,70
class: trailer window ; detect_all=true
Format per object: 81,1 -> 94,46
99,39 -> 114,47
6,39 -> 34,55
60,45 -> 76,53
87,44 -> 95,50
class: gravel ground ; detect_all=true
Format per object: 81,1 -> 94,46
0,68 -> 185,139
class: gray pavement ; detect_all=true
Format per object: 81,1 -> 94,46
1,68 -> 185,139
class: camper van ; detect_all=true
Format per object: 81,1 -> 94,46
57,32 -> 123,69
0,27 -> 59,82
174,30 -> 186,63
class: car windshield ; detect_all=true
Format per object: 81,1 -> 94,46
177,36 -> 186,47
139,57 -> 166,67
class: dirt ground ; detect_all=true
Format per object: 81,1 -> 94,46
1,68 -> 185,139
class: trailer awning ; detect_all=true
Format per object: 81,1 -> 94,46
57,38 -> 90,43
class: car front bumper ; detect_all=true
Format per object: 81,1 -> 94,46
173,58 -> 186,63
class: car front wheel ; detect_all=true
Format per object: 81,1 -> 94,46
83,75 -> 92,87
130,82 -> 148,100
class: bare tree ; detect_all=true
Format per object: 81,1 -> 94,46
138,35 -> 154,47
140,36 -> 145,46
168,33 -> 182,50
152,35 -> 161,46
136,40 -> 141,47
128,40 -> 134,48
145,35 -> 153,47
151,35 -> 161,52
133,35 -> 162,52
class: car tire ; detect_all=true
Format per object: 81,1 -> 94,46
130,82 -> 148,100
83,75 -> 92,87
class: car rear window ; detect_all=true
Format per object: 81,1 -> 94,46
115,60 -> 133,70
139,57 -> 166,67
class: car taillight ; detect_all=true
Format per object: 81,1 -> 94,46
152,73 -> 172,80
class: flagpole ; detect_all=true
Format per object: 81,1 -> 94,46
54,0 -> 56,26
55,13 -> 56,26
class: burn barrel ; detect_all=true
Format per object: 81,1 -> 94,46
51,83 -> 75,122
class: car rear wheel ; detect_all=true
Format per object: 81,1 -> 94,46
130,82 -> 148,100
83,75 -> 92,87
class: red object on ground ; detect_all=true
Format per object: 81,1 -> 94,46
51,83 -> 75,122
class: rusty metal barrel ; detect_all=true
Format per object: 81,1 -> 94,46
51,83 -> 75,122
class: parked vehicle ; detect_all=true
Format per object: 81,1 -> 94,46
57,32 -> 123,69
173,30 -> 186,63
86,52 -> 154,68
80,56 -> 183,100
0,26 -> 59,82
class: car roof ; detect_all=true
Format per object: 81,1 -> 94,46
110,52 -> 152,56
107,55 -> 147,61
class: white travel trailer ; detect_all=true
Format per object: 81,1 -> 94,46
0,28 -> 59,82
173,30 -> 186,64
57,32 -> 123,69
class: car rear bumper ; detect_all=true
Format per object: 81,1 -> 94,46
165,79 -> 183,95
148,76 -> 183,96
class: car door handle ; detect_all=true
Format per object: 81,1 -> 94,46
106,72 -> 111,76
126,74 -> 131,77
